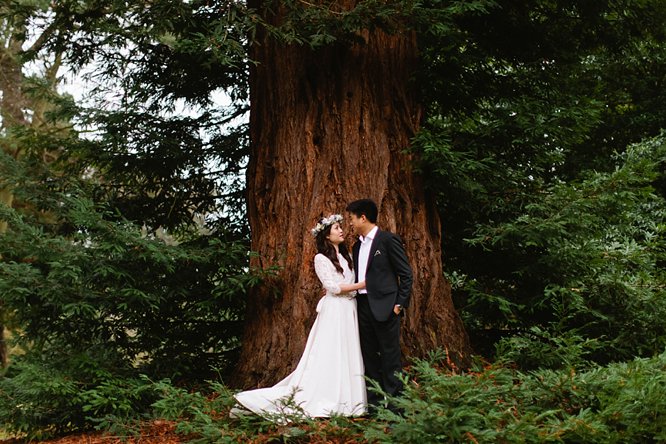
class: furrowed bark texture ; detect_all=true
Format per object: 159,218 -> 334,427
235,6 -> 471,388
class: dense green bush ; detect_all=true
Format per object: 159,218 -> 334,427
0,352 -> 155,439
0,189 -> 251,378
441,135 -> 666,368
365,350 -> 666,443
140,349 -> 666,443
414,0 -> 666,366
0,152 -> 257,438
151,379 -> 370,443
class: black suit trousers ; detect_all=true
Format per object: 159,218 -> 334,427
356,293 -> 403,408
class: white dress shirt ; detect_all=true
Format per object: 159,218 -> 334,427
357,226 -> 378,294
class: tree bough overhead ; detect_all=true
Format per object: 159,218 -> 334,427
235,0 -> 471,387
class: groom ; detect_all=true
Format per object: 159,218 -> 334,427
346,199 -> 413,413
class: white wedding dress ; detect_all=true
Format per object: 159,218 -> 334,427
234,253 -> 366,419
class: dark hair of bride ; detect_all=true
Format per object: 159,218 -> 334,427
316,224 -> 353,274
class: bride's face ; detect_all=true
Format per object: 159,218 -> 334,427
327,223 -> 345,245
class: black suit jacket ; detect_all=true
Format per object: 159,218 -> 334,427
353,229 -> 413,322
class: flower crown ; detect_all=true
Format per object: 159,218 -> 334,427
311,214 -> 343,237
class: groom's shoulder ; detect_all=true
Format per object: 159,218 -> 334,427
378,230 -> 407,248
377,229 -> 399,240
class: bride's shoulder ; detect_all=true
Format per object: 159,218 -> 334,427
314,253 -> 332,265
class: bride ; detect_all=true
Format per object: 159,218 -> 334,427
233,214 -> 367,419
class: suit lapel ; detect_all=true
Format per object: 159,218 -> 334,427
352,241 -> 361,276
367,229 -> 381,270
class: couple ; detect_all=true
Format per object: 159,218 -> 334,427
234,199 -> 413,419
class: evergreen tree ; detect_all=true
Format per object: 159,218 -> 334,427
0,0 -> 665,437
413,0 -> 666,363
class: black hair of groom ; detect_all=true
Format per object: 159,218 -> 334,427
346,199 -> 378,223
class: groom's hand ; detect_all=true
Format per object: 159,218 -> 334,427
393,304 -> 402,315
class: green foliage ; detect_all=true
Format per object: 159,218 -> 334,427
0,355 -> 81,440
463,136 -> 666,367
364,350 -> 666,443
72,107 -> 249,233
2,1 -> 258,438
3,0 -> 666,439
152,380 -> 252,443
138,351 -> 665,443
0,352 -> 156,440
494,328 -> 599,371
412,0 -> 666,366
1,104 -> 260,354
0,149 -> 259,436
0,189 -> 251,377
151,379 -> 369,443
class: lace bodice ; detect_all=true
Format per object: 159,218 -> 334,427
314,253 -> 355,296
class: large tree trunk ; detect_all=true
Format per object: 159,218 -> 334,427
234,6 -> 471,388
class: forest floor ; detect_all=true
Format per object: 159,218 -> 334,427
0,418 -> 371,443
0,421 -> 183,444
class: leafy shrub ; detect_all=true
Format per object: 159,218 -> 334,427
151,379 -> 369,443
0,352 -> 156,440
455,135 -> 666,367
0,146 -> 257,372
366,350 -> 666,443
0,145 -> 257,437
135,350 -> 666,444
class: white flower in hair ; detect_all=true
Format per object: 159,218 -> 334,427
310,214 -> 343,237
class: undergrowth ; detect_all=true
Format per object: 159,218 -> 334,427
148,349 -> 666,443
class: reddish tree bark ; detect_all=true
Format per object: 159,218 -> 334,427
234,5 -> 471,387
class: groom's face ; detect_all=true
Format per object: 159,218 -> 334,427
347,213 -> 364,233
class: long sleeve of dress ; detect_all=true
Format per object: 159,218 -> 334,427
314,254 -> 343,295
